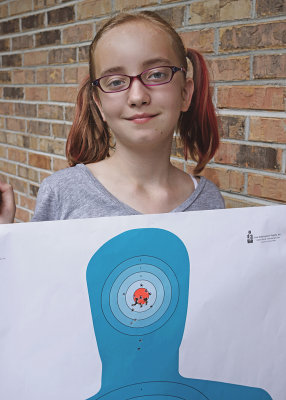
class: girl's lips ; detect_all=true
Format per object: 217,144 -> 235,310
126,114 -> 158,124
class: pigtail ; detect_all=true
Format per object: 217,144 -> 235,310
66,76 -> 111,166
179,48 -> 219,174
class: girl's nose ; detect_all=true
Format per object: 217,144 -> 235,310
127,77 -> 151,107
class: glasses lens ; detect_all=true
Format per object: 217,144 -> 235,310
100,75 -> 130,92
142,67 -> 172,85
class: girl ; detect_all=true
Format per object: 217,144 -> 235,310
2,11 -> 224,223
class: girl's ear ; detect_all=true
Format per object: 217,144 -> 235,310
181,78 -> 194,112
92,91 -> 106,122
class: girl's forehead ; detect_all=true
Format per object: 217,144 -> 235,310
94,21 -> 180,75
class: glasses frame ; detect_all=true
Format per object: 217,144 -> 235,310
91,65 -> 186,93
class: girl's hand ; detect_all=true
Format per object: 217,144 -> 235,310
0,180 -> 16,224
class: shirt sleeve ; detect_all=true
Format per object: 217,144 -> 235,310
31,179 -> 59,222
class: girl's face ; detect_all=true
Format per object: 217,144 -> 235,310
93,21 -> 193,151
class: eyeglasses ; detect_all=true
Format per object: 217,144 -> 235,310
92,66 -> 186,93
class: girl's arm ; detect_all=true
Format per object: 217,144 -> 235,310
0,180 -> 16,224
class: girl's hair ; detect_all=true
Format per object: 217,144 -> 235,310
66,11 -> 219,174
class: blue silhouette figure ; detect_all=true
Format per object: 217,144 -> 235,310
86,228 -> 272,400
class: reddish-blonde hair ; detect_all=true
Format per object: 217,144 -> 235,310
66,11 -> 219,174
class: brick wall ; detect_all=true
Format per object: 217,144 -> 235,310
0,0 -> 285,221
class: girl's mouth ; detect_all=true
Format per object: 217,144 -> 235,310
126,113 -> 158,124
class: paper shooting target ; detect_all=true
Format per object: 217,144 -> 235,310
101,255 -> 179,335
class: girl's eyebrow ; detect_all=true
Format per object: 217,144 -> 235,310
99,57 -> 172,77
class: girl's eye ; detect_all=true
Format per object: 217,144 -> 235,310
104,76 -> 128,90
145,69 -> 168,82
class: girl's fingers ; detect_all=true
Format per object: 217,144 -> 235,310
0,181 -> 16,224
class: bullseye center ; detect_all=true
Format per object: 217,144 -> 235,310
133,287 -> 151,307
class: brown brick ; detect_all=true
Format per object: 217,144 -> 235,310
12,70 -> 35,84
202,167 -> 244,192
39,138 -> 65,156
63,66 -> 88,85
0,71 -> 11,83
180,29 -> 215,53
190,0 -> 251,24
215,142 -> 281,171
63,67 -> 76,84
207,56 -> 250,81
38,104 -> 64,120
15,207 -> 30,222
19,194 -> 36,211
10,177 -> 28,194
171,136 -> 184,158
35,30 -> 61,47
39,171 -> 51,181
10,0 -> 33,16
0,4 -> 8,18
253,54 -> 286,79
157,7 -> 184,29
0,38 -> 10,52
77,0 -> 112,19
220,22 -> 286,52
52,123 -> 70,138
34,0 -> 60,10
48,47 -> 77,64
8,148 -> 27,163
24,50 -> 48,66
224,197 -> 260,208
219,115 -> 245,140
18,166 -> 39,182
248,174 -> 286,202
50,86 -> 77,103
63,23 -> 93,44
0,160 -> 17,175
12,35 -> 34,51
2,54 -> 22,67
27,120 -> 50,136
53,157 -> 68,171
249,117 -> 286,144
78,45 -> 89,62
0,19 -> 20,35
0,145 -> 7,158
25,87 -> 48,101
48,6 -> 75,25
256,0 -> 286,17
162,0 -> 183,2
20,135 -> 38,150
0,102 -> 14,115
3,87 -> 24,99
217,86 -> 285,111
114,0 -> 156,10
29,153 -> 51,169
65,106 -> 75,121
30,183 -> 39,197
15,103 -> 37,117
22,13 -> 45,31
37,68 -> 62,84
0,171 -> 8,182
6,117 -> 26,132
2,132 -> 16,146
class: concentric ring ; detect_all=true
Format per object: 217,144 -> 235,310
101,256 -> 179,335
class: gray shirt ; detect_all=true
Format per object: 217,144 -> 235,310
32,164 -> 225,221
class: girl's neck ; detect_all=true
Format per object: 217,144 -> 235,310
106,144 -> 173,188
86,143 -> 195,214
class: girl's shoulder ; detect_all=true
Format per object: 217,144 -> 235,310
197,176 -> 225,209
40,164 -> 86,191
179,176 -> 225,212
